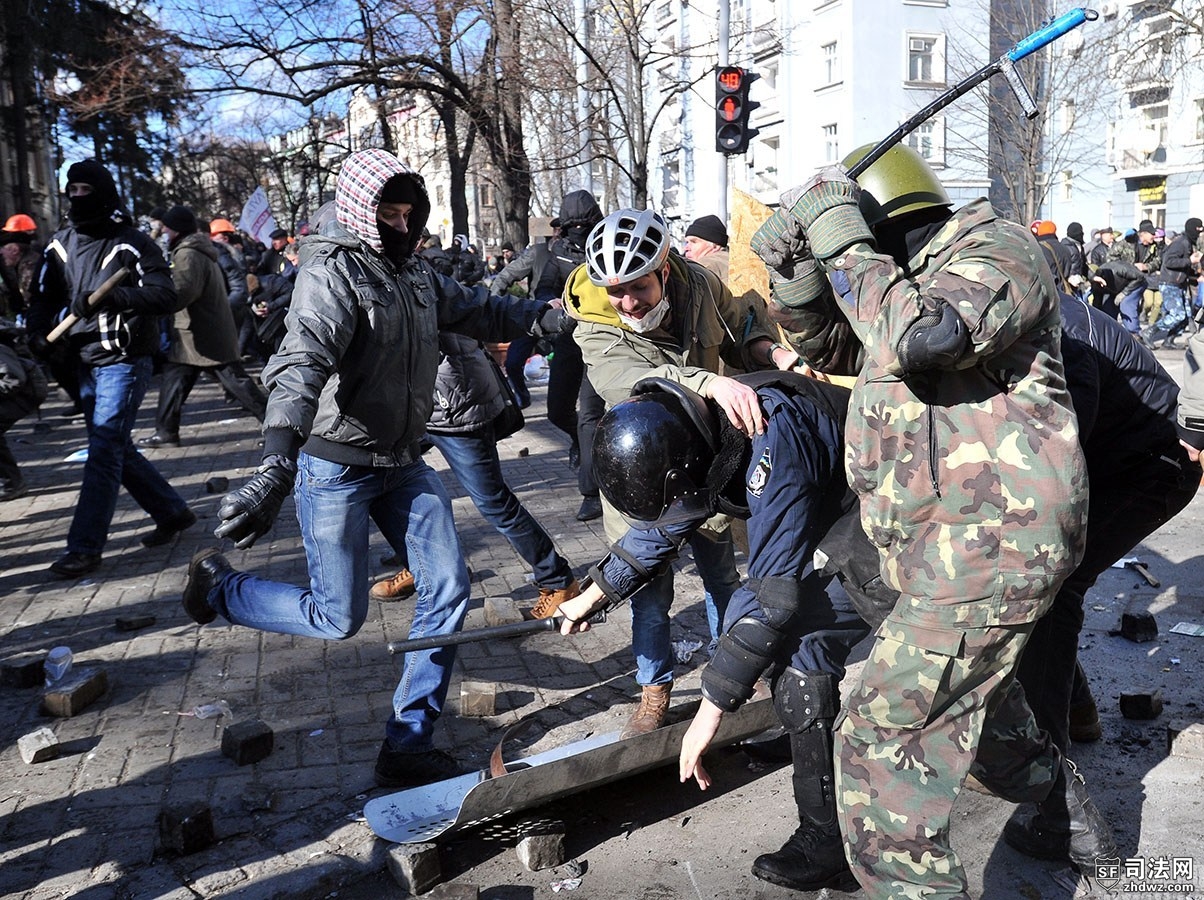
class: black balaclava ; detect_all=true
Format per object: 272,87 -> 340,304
1066,222 -> 1084,243
1185,217 -> 1203,245
872,205 -> 953,276
377,174 -> 422,263
65,160 -> 120,230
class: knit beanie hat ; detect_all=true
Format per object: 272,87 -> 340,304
161,205 -> 198,236
685,214 -> 728,247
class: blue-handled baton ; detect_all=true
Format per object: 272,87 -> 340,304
848,7 -> 1098,179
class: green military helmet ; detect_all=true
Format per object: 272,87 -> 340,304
842,143 -> 951,228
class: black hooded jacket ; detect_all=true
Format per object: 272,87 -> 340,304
29,161 -> 179,365
490,190 -> 603,300
1160,225 -> 1202,288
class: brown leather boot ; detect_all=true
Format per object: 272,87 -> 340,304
621,683 -> 672,738
370,568 -> 416,602
531,578 -> 580,619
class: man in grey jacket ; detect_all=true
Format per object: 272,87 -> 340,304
182,149 -> 564,788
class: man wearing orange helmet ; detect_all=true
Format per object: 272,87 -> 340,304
1,214 -> 41,318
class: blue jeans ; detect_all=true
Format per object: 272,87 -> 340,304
69,357 -> 189,555
428,427 -> 574,590
631,529 -> 739,685
209,454 -> 472,752
1154,283 -> 1188,333
1118,286 -> 1145,333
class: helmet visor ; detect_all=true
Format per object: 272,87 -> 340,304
619,468 -> 713,531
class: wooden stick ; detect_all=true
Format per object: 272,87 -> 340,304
46,266 -> 131,344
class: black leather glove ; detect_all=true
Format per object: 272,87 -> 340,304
214,455 -> 296,549
897,300 -> 969,375
530,304 -> 570,338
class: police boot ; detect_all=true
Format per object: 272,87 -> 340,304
751,670 -> 858,893
1003,758 -> 1118,870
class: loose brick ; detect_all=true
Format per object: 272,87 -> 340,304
221,719 -> 274,765
384,842 -> 441,894
41,667 -> 108,717
158,801 -> 215,855
1120,610 -> 1158,643
516,820 -> 566,871
1168,720 -> 1204,759
115,614 -> 156,632
205,476 -> 229,493
1119,689 -> 1163,720
1,652 -> 47,689
460,681 -> 496,717
483,596 -> 523,627
18,726 -> 60,764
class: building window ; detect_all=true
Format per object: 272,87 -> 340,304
1143,103 -> 1169,148
822,42 -> 839,85
1195,99 -> 1204,143
907,34 -> 944,84
1060,99 -> 1076,134
823,124 -> 839,163
1061,170 -> 1073,202
906,117 -> 944,164
478,183 -> 495,207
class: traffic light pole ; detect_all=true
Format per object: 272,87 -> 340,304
717,0 -> 729,224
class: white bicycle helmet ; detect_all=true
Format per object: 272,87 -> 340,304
585,209 -> 672,287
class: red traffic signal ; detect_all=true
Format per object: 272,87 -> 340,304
715,66 -> 759,154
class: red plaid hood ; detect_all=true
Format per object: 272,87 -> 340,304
335,149 -> 430,255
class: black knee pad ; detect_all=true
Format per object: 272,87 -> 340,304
773,667 -> 838,733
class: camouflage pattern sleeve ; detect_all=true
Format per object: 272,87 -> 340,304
823,211 -> 1061,379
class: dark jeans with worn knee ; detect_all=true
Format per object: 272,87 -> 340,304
155,361 -> 267,437
1017,447 -> 1199,752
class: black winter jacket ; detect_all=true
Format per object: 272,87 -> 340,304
426,332 -> 505,434
1159,233 -> 1199,288
1059,293 -> 1180,479
215,242 -> 249,308
29,221 -> 179,366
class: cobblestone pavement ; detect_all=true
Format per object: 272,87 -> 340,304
2,353 -> 1202,900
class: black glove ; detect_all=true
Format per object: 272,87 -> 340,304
530,304 -> 570,338
214,456 -> 296,549
69,292 -> 100,319
897,300 -> 969,375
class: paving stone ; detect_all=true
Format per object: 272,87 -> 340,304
459,680 -> 497,717
115,614 -> 157,632
483,596 -> 523,626
1,651 -> 47,689
515,819 -> 566,871
18,727 -> 60,764
1120,689 -> 1164,720
1120,609 -> 1158,643
222,719 -> 275,765
205,476 -> 230,493
158,801 -> 215,855
1168,720 -> 1204,759
40,666 -> 108,717
385,842 -> 442,894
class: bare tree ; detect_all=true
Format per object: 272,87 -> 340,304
172,0 -> 535,243
942,0 -> 1123,223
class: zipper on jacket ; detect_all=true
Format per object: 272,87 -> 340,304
927,404 -> 941,498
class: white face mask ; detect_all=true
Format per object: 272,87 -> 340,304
618,297 -> 670,333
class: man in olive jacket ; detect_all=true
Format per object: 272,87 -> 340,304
140,206 -> 266,447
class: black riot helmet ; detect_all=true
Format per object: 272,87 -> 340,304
593,377 -> 749,529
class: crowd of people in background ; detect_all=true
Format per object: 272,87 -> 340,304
3,149 -> 1204,899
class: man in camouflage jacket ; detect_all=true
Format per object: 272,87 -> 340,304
754,143 -> 1116,899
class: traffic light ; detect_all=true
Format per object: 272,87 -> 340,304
715,65 -> 759,154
